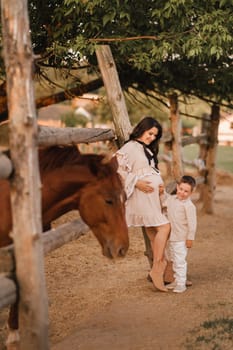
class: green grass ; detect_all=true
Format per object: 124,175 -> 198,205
184,318 -> 233,350
216,146 -> 233,173
182,144 -> 233,173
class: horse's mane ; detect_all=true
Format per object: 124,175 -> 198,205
39,145 -> 81,172
39,145 -> 108,174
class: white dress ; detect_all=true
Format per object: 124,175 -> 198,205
116,140 -> 169,227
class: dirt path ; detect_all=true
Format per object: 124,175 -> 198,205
1,180 -> 233,349
49,182 -> 233,350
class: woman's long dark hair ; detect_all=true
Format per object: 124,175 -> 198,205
129,116 -> 163,168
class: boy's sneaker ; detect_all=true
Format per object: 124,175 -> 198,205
173,285 -> 187,293
166,281 -> 177,290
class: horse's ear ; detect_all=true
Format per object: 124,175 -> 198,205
109,156 -> 118,171
101,154 -> 118,171
100,153 -> 111,164
88,154 -> 109,176
89,158 -> 101,176
88,154 -> 118,177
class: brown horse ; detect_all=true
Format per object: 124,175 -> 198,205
0,145 -> 129,348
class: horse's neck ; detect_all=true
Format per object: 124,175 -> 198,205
41,165 -> 95,213
42,191 -> 81,231
42,165 -> 95,192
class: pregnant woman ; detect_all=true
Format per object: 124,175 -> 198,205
116,116 -> 171,292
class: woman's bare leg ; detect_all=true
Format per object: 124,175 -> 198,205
146,223 -> 170,260
146,223 -> 170,291
152,223 -> 170,261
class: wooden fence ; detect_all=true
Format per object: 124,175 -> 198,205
0,107 -> 219,307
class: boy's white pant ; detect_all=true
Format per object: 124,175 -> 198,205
169,241 -> 187,287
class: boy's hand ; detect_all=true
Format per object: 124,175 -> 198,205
186,240 -> 193,248
159,184 -> 165,195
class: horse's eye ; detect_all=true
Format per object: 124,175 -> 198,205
105,199 -> 114,205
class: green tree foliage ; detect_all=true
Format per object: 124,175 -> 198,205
1,0 -> 233,107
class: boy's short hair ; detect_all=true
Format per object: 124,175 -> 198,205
179,175 -> 196,191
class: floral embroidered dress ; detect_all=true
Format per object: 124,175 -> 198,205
116,140 -> 169,227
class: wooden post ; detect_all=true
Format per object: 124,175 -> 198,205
169,93 -> 184,180
197,113 -> 210,203
202,105 -> 220,214
163,141 -> 173,179
199,113 -> 210,161
1,1 -> 49,349
95,46 -> 157,264
95,45 -> 132,146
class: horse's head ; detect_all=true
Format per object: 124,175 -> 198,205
39,146 -> 129,259
77,155 -> 129,259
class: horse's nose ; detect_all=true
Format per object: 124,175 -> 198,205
118,245 -> 128,257
104,242 -> 128,259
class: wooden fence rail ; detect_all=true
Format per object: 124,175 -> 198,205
0,218 -> 90,309
0,122 -> 115,148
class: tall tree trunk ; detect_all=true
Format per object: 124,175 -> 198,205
169,93 -> 184,181
202,104 -> 220,214
1,1 -> 49,349
198,113 -> 211,203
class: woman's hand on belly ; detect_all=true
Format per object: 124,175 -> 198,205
135,180 -> 154,193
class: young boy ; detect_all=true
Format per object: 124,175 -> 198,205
159,175 -> 197,293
